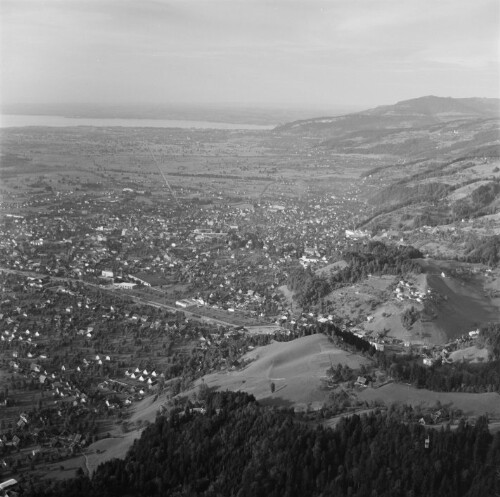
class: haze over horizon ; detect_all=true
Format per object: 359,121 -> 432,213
1,0 -> 499,111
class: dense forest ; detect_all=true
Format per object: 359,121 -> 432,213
317,320 -> 500,394
338,242 -> 423,280
316,321 -> 500,393
26,391 -> 500,497
452,181 -> 500,221
478,323 -> 500,359
320,322 -> 376,355
373,324 -> 500,393
370,182 -> 452,207
377,353 -> 500,393
464,234 -> 500,265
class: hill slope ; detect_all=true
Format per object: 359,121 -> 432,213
269,98 -> 496,241
198,334 -> 369,410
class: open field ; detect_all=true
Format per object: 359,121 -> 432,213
325,275 -> 395,324
84,392 -> 170,475
357,383 -> 500,418
40,455 -> 88,480
449,345 -> 490,363
245,325 -> 285,335
85,431 -> 143,476
197,334 -> 370,411
421,260 -> 500,341
0,127 -> 380,208
447,180 -> 493,202
315,260 -> 349,277
324,260 -> 500,346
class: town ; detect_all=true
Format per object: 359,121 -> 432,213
0,123 -> 499,493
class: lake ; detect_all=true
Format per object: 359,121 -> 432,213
0,114 -> 275,130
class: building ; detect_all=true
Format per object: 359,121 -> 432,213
345,229 -> 369,239
114,282 -> 136,290
0,478 -> 18,494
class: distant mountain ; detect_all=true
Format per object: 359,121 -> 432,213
275,96 -> 500,136
274,96 -> 500,238
364,96 -> 500,120
274,96 -> 499,161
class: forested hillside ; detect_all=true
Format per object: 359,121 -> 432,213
287,241 -> 422,306
27,391 -> 500,497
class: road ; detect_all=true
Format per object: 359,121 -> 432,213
0,266 -> 260,328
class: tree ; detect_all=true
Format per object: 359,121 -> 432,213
197,381 -> 210,402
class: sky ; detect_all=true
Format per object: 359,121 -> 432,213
1,0 -> 499,109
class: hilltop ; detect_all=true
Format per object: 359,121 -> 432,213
195,334 -> 370,410
364,96 -> 500,121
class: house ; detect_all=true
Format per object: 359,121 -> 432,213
30,363 -> 41,373
356,376 -> 368,386
370,342 -> 385,351
0,478 -> 18,493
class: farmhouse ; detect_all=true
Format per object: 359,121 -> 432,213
356,376 -> 369,386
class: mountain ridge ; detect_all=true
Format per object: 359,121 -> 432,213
366,95 -> 500,118
275,95 -> 500,134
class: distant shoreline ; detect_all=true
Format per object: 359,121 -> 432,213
0,114 -> 276,130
